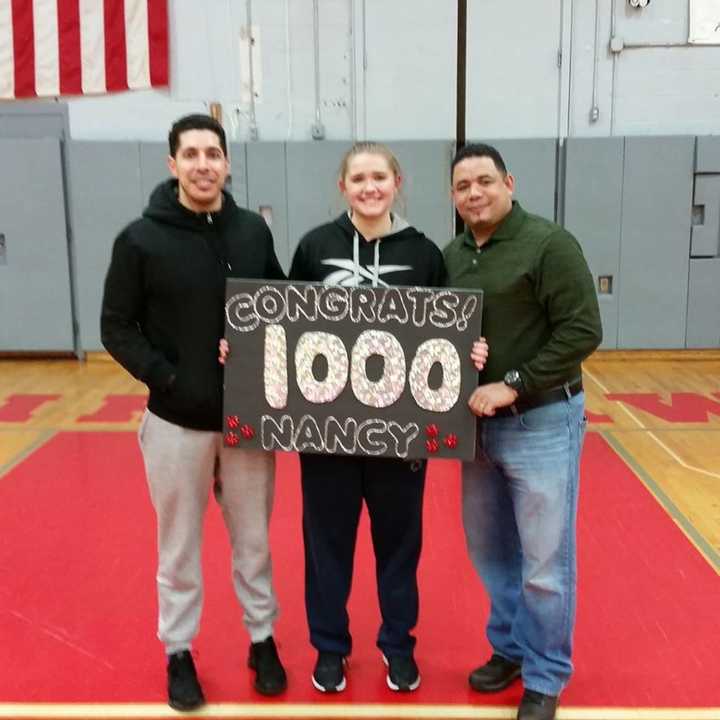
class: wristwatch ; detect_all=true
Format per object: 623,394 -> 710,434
503,369 -> 524,395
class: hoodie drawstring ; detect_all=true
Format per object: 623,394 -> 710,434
373,239 -> 380,288
353,228 -> 381,288
353,230 -> 360,287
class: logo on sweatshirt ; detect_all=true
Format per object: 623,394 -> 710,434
321,259 -> 412,287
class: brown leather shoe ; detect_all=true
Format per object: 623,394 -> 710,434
517,689 -> 558,720
469,653 -> 522,692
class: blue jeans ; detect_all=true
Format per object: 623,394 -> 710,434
462,391 -> 586,696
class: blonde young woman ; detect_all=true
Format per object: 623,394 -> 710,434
288,143 -> 487,693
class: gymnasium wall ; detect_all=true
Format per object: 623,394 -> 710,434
0,0 -> 719,353
57,0 -> 720,142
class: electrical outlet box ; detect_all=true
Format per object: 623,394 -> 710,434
598,275 -> 614,295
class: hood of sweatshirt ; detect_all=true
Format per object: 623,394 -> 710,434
142,178 -> 238,230
333,211 -> 428,288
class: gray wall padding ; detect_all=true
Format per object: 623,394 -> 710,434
69,141 -> 143,351
384,141 -> 454,248
228,143 -> 249,209
139,143 -> 169,204
696,136 -> 720,174
4,136 -> 719,352
686,258 -> 720,348
0,138 -> 74,351
246,142 -> 290,273
285,141 -> 352,263
564,137 -> 624,349
691,174 -> 720,258
618,136 -> 694,349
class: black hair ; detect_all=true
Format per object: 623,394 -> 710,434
451,143 -> 507,178
168,114 -> 227,157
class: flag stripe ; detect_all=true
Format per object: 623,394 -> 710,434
103,0 -> 127,91
79,0 -> 105,94
124,0 -> 149,89
11,0 -> 36,97
147,0 -> 167,86
0,1 -> 15,98
1,0 -> 166,98
58,0 -> 82,95
34,0 -> 60,96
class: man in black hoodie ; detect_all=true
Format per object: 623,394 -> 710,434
101,114 -> 286,709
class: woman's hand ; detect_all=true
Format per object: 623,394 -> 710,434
219,338 -> 230,365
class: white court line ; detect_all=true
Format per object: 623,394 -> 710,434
583,367 -> 720,481
1,703 -> 720,719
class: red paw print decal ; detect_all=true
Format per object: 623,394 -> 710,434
425,438 -> 440,454
425,424 -> 439,439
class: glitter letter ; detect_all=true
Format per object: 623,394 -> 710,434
264,325 -> 288,409
409,339 -> 461,412
295,331 -> 349,404
350,330 -> 406,408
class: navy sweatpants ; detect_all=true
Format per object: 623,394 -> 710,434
300,453 -> 426,658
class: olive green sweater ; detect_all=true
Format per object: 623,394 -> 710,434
443,201 -> 602,394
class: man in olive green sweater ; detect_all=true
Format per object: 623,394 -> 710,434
444,144 -> 602,720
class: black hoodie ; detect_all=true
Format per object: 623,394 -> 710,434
101,179 -> 285,431
289,212 -> 446,287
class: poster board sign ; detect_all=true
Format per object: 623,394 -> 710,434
223,280 -> 483,461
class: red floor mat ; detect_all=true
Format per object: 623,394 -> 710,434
0,431 -> 718,707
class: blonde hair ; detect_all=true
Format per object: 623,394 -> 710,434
338,142 -> 402,181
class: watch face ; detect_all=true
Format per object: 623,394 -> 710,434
504,370 -> 522,390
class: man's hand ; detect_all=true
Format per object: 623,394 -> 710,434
218,338 -> 230,365
468,382 -> 517,417
471,337 -> 489,371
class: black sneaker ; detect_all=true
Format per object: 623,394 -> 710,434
383,653 -> 421,692
469,653 -> 522,692
311,652 -> 347,692
248,636 -> 287,696
517,689 -> 559,720
167,650 -> 205,711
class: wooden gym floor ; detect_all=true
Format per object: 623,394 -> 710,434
0,350 -> 718,720
2,349 -> 718,567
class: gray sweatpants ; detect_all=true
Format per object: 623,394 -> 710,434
138,410 -> 278,654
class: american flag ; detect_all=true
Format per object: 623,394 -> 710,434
0,0 -> 168,99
